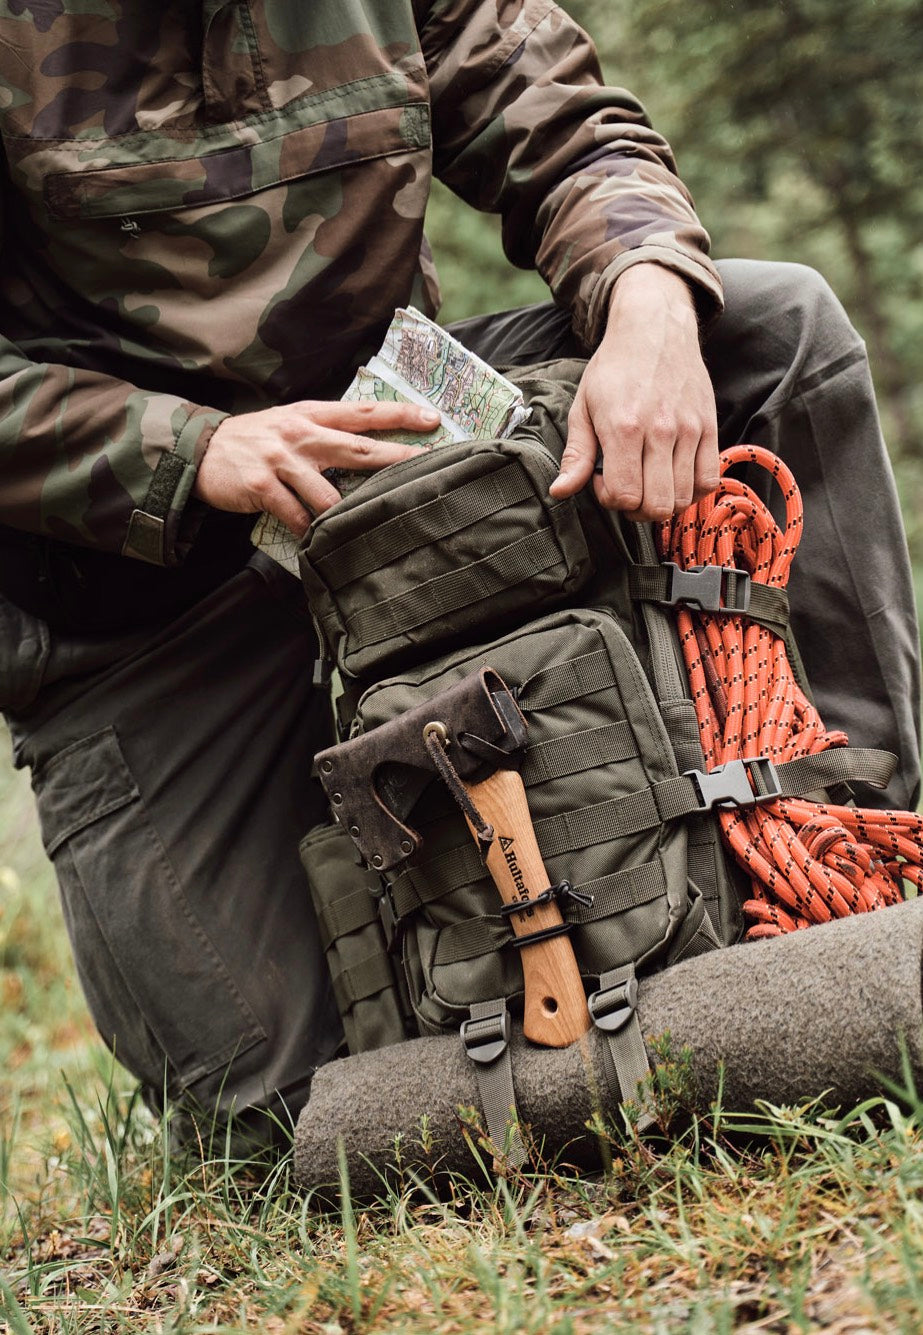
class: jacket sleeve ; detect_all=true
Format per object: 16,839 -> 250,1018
418,0 -> 723,344
0,182 -> 227,566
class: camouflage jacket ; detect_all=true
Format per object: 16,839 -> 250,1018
0,0 -> 722,568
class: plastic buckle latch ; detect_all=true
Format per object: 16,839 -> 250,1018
588,975 -> 639,1034
662,562 -> 752,614
460,1008 -> 511,1065
685,756 -> 782,811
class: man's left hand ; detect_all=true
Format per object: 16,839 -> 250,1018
549,265 -> 719,521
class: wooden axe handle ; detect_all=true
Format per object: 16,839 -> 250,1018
464,769 -> 591,1047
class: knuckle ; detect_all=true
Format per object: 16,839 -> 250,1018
251,474 -> 277,506
597,481 -> 641,511
350,437 -> 374,461
651,409 -> 678,441
615,412 -> 643,440
279,417 -> 305,446
262,441 -> 287,471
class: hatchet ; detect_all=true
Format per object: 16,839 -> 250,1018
314,666 -> 591,1047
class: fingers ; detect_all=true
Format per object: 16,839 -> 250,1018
196,398 -> 440,523
591,392 -> 719,521
258,478 -> 317,538
692,422 -> 720,500
306,427 -> 429,472
549,394 -> 599,498
280,399 -> 436,477
298,399 -> 440,435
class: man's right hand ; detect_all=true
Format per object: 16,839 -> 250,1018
194,399 -> 441,537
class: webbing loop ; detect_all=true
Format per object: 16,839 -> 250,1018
461,999 -> 526,1168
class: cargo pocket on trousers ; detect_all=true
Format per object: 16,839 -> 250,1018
32,726 -> 266,1091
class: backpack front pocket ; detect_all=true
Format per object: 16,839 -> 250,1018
299,435 -> 596,679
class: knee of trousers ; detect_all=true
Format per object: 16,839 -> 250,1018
715,257 -> 864,376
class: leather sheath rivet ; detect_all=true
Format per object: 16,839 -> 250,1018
349,825 -> 360,838
400,839 -> 413,854
331,792 -> 343,805
320,759 -> 333,773
372,854 -> 384,869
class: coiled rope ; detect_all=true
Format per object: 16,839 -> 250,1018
656,444 -> 920,938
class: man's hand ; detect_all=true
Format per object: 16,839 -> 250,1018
549,265 -> 719,521
194,399 -> 441,537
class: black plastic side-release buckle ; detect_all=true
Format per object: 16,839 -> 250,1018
588,974 -> 639,1033
662,563 -> 751,614
460,1007 -> 511,1065
684,756 -> 782,811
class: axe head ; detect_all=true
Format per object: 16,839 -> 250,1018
315,667 -> 527,871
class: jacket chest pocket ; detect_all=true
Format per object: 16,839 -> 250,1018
3,80 -> 433,391
32,99 -> 432,223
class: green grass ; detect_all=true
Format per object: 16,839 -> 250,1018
4,732 -> 923,1332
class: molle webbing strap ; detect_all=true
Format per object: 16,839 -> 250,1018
533,748 -> 898,848
764,748 -> 896,795
517,650 -> 617,711
385,749 -> 895,922
345,527 -> 564,647
590,965 -> 654,1131
331,950 -> 400,1013
317,464 -> 535,590
429,861 -> 668,969
521,722 -> 637,785
462,999 -> 526,1168
571,861 -> 667,923
316,885 -> 381,950
628,562 -> 791,638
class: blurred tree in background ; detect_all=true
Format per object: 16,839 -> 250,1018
426,0 -> 923,559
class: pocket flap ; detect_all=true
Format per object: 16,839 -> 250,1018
33,727 -> 139,855
43,101 -> 431,219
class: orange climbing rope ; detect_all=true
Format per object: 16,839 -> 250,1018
656,444 -> 921,938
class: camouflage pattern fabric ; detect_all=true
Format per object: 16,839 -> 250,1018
0,0 -> 722,566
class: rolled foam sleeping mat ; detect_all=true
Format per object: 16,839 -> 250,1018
294,897 -> 923,1197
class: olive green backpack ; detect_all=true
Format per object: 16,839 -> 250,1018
295,360 -> 805,1143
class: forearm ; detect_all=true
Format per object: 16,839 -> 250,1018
0,346 -> 226,565
421,0 -> 723,343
